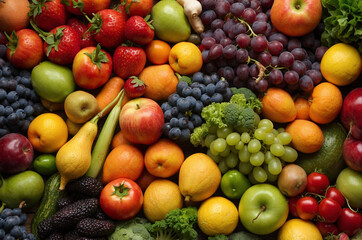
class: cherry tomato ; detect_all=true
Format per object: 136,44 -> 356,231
318,198 -> 342,223
124,76 -> 147,98
316,221 -> 339,237
307,172 -> 330,195
296,196 -> 319,220
326,187 -> 346,207
100,178 -> 143,221
288,196 -> 300,217
337,208 -> 362,237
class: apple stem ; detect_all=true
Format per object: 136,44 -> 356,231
252,205 -> 266,223
18,200 -> 26,209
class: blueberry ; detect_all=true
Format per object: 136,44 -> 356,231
15,109 -> 26,120
20,76 -> 31,87
0,229 -> 5,238
10,225 -> 23,238
176,81 -> 189,95
180,128 -> 191,141
168,93 -> 180,106
18,98 -> 28,108
198,83 -> 206,94
181,86 -> 192,97
0,88 -> 7,101
210,73 -> 220,83
203,75 -> 212,85
0,116 -> 6,126
191,114 -> 203,127
11,101 -> 20,110
185,96 -> 196,109
200,94 -> 211,106
33,103 -> 45,115
206,83 -> 216,96
0,77 -> 8,89
0,105 -> 4,115
19,70 -> 31,78
4,107 -> 15,118
176,97 -> 191,113
190,82 -> 200,89
0,45 -> 6,59
211,92 -> 223,102
170,117 -> 179,127
19,213 -> 27,224
162,122 -> 172,136
192,72 -> 204,82
178,117 -> 189,129
0,218 -> 5,228
4,234 -> 15,240
27,233 -> 36,240
11,208 -> 22,216
15,84 -> 26,97
177,112 -> 184,119
191,88 -> 201,99
14,76 -> 22,82
4,216 -> 20,231
161,102 -> 172,112
215,80 -> 228,93
170,106 -> 179,117
0,208 -> 13,218
223,87 -> 233,101
24,105 -> 34,116
163,109 -> 173,122
8,80 -> 17,91
168,127 -> 181,140
20,120 -> 31,133
187,120 -> 194,131
7,113 -> 19,125
23,88 -> 31,98
1,99 -> 9,106
30,90 -> 40,102
0,128 -> 10,137
193,100 -> 204,114
2,66 -> 12,77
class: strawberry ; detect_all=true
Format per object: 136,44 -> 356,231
113,46 -> 146,79
124,76 -> 147,98
62,0 -> 111,16
28,0 -> 68,31
86,9 -> 126,49
124,15 -> 154,45
67,17 -> 97,49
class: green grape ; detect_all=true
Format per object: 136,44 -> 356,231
209,141 -> 219,156
280,146 -> 298,162
205,134 -> 217,148
262,164 -> 278,182
239,161 -> 253,175
249,151 -> 264,166
253,112 -> 260,127
238,146 -> 250,163
230,146 -> 239,154
268,157 -> 282,175
220,145 -> 231,157
277,127 -> 285,133
218,160 -> 229,174
252,166 -> 268,183
213,138 -> 227,152
226,153 -> 239,168
217,127 -> 233,138
248,171 -> 259,185
207,149 -> 222,163
272,129 -> 279,136
248,139 -> 261,153
273,136 -> 282,144
264,151 -> 274,164
264,132 -> 275,145
270,143 -> 285,157
258,119 -> 274,132
277,132 -> 292,145
241,132 -> 251,143
226,132 -> 241,146
235,141 -> 244,150
254,128 -> 266,141
209,124 -> 218,133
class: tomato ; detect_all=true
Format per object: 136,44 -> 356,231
318,198 -> 342,223
296,196 -> 319,220
100,178 -> 143,221
307,172 -> 330,195
316,221 -> 339,237
288,196 -> 300,217
5,29 -> 43,69
125,0 -> 153,17
337,208 -> 362,237
124,76 -> 147,98
72,44 -> 112,89
326,187 -> 346,207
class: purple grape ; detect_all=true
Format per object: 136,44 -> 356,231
261,0 -> 273,8
216,57 -> 228,67
247,78 -> 256,91
239,0 -> 250,8
220,37 -> 233,47
271,55 -> 279,67
236,64 -> 250,81
268,32 -> 288,48
302,59 -> 312,70
252,20 -> 267,34
250,0 -> 262,13
230,2 -> 245,17
299,75 -> 314,92
223,44 -> 237,59
249,63 -> 259,78
291,60 -> 307,76
278,51 -> 295,68
215,0 -> 231,18
236,33 -> 251,48
201,10 -> 217,25
287,38 -> 302,51
268,68 -> 283,85
235,48 -> 249,63
213,28 -> 226,43
242,8 -> 256,23
202,50 -> 210,63
301,32 -> 315,49
204,62 -> 218,74
255,12 -> 268,22
305,69 -> 322,85
200,29 -> 213,39
251,35 -> 268,52
255,78 -> 268,92
233,76 -> 247,88
208,44 -> 223,60
201,0 -> 216,10
201,37 -> 216,49
248,48 -> 260,59
315,46 -> 328,62
223,66 -> 235,81
291,47 -> 307,60
228,22 -> 247,38
223,18 -> 236,33
264,23 -> 272,37
311,62 -> 320,71
268,40 -> 283,56
258,51 -> 272,66
211,19 -> 224,30
284,70 -> 299,85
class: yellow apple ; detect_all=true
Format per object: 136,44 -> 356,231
168,42 -> 203,75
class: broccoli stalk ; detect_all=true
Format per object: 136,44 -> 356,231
145,207 -> 198,240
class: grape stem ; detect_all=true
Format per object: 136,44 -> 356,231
235,17 -> 257,38
249,58 -> 266,83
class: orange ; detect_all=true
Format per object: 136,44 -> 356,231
294,97 -> 310,120
261,88 -> 297,123
145,40 -> 171,65
27,113 -> 68,153
111,130 -> 132,149
285,119 -> 324,154
278,219 -> 322,240
144,138 -> 184,178
168,41 -> 203,75
308,82 -> 343,124
102,144 -> 144,184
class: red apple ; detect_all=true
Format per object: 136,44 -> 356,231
119,98 -> 164,145
340,88 -> 362,140
270,0 -> 322,37
343,136 -> 362,172
0,133 -> 34,174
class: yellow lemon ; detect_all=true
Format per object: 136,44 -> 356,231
27,113 -> 68,153
168,42 -> 203,75
197,196 -> 239,236
320,43 -> 362,86
278,218 -> 323,240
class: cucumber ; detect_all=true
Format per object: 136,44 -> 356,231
296,121 -> 347,182
31,173 -> 64,240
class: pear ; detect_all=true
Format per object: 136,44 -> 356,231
64,91 -> 100,124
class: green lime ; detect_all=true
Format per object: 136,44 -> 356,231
221,169 -> 251,200
33,154 -> 57,176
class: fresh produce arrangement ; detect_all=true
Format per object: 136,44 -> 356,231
0,0 -> 361,239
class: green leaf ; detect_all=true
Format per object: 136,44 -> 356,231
83,44 -> 109,70
5,31 -> 18,57
71,0 -> 84,11
45,27 -> 64,56
87,13 -> 103,35
28,0 -> 51,17
61,0 -> 70,6
129,76 -> 146,87
112,182 -> 130,199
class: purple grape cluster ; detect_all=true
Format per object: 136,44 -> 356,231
161,72 -> 233,142
199,0 -> 327,94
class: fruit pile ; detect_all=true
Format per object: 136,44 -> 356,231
0,0 -> 361,239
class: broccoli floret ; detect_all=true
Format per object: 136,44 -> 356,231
109,217 -> 154,240
230,90 -> 263,113
201,102 -> 229,128
145,207 -> 198,240
230,87 -> 257,101
190,123 -> 209,147
208,234 -> 228,240
224,103 -> 244,127
238,108 -> 255,130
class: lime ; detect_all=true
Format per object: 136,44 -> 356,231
221,169 -> 251,199
33,154 -> 57,176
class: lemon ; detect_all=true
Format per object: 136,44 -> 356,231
320,43 -> 362,86
278,219 -> 323,240
197,196 -> 239,236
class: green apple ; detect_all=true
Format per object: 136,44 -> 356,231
31,61 -> 76,103
64,90 -> 100,124
151,0 -> 191,43
238,183 -> 289,235
336,167 -> 362,208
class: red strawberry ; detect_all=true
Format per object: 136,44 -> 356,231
86,9 -> 126,49
114,3 -> 128,21
124,15 -> 154,45
113,46 -> 146,79
28,0 -> 68,31
67,17 -> 97,49
63,0 -> 111,16
124,76 -> 147,98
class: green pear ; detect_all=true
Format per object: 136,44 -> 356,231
151,0 -> 191,43
64,90 -> 100,124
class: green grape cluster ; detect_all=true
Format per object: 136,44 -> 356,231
205,118 -> 298,184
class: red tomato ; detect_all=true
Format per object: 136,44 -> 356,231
100,178 -> 143,221
318,198 -> 342,223
72,44 -> 112,89
296,196 -> 319,220
307,172 -> 330,195
337,208 -> 362,237
125,0 -> 153,17
316,221 -> 339,237
288,196 -> 300,217
325,187 -> 346,207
